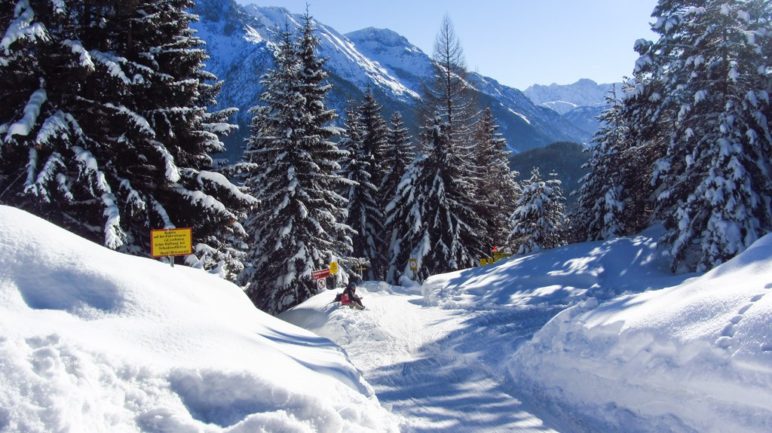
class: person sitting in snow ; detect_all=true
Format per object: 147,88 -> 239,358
341,280 -> 365,310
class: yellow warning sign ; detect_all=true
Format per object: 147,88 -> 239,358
329,261 -> 339,275
151,228 -> 192,257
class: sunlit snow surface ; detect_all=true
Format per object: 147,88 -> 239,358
2,202 -> 770,433
285,230 -> 772,433
0,205 -> 398,433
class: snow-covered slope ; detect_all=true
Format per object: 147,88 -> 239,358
283,228 -> 772,433
281,230 -> 693,432
191,1 -> 589,159
511,235 -> 772,433
0,205 -> 398,433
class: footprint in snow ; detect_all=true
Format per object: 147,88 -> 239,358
715,336 -> 732,349
715,291 -> 767,350
720,324 -> 735,338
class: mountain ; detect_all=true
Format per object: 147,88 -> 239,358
191,1 -> 588,160
346,27 -> 587,152
524,79 -> 619,142
524,78 -> 616,114
561,105 -> 605,141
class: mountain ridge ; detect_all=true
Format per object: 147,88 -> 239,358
192,0 -> 590,161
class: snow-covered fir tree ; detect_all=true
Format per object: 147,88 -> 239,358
573,86 -> 628,241
472,107 -> 520,248
612,74 -> 669,235
381,111 -> 415,274
340,106 -> 384,280
508,168 -> 566,255
0,0 -> 254,278
642,0 -> 771,271
239,24 -> 352,314
359,90 -> 389,197
357,89 -> 389,277
381,112 -> 415,204
388,15 -> 485,282
386,117 -> 485,282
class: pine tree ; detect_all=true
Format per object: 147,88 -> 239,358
357,89 -> 389,278
381,112 -> 414,204
340,107 -> 383,280
386,117 -> 485,282
645,0 -> 771,271
472,107 -> 520,248
381,111 -> 415,276
423,15 -> 476,146
612,74 -> 668,235
240,24 -> 352,314
359,90 -> 389,196
389,15 -> 485,281
0,0 -> 254,278
508,168 -> 566,255
574,86 -> 628,241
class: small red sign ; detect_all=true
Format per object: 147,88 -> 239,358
312,269 -> 330,280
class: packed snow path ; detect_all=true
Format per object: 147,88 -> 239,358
282,234 -> 697,432
282,283 -> 571,433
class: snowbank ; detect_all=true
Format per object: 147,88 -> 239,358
510,234 -> 772,433
0,206 -> 399,433
420,229 -> 688,311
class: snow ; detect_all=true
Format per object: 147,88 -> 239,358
5,88 -> 46,139
62,39 -> 95,70
243,25 -> 263,44
186,168 -> 258,206
511,234 -> 772,433
34,110 -> 68,145
508,108 -> 531,125
0,205 -> 399,433
3,204 -> 769,433
284,228 -> 772,433
0,0 -> 47,55
90,51 -> 132,85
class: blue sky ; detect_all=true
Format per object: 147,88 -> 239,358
238,0 -> 659,90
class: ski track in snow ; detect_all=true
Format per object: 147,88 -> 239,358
282,283 -> 572,433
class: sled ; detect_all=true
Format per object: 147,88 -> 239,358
332,292 -> 365,310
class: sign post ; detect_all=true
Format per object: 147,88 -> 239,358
151,228 -> 192,267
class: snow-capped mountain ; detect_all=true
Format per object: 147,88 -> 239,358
347,27 -> 588,153
191,0 -> 588,160
561,105 -> 605,141
524,78 -> 616,114
523,78 -> 618,142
